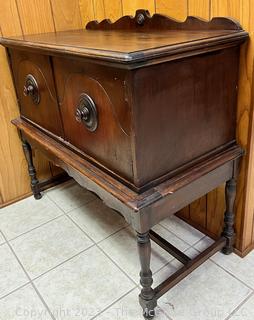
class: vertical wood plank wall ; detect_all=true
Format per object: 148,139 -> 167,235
0,0 -> 254,256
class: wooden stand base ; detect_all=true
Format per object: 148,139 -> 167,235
13,118 -> 242,319
137,232 -> 231,318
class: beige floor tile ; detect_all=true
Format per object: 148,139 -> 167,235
229,294 -> 254,320
153,248 -> 199,288
0,196 -> 63,240
99,225 -> 190,283
0,284 -> 52,320
68,199 -> 128,243
2,181 -> 254,320
46,181 -> 96,213
0,233 -> 5,245
212,250 -> 254,289
34,246 -> 135,320
0,244 -> 29,298
194,236 -> 215,252
95,288 -> 170,320
10,216 -> 93,279
160,216 -> 204,246
157,260 -> 251,320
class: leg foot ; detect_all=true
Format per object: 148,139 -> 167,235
137,232 -> 157,319
139,295 -> 156,319
222,178 -> 236,255
22,140 -> 42,200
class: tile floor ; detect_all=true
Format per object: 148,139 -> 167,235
0,180 -> 253,320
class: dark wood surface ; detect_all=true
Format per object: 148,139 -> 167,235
87,9 -> 243,31
9,50 -> 64,137
0,10 -> 247,65
131,46 -> 240,187
12,117 -> 242,231
52,57 -> 133,182
6,44 -> 242,191
222,177 -> 237,254
12,116 -> 241,318
1,10 -> 247,191
0,10 -> 248,317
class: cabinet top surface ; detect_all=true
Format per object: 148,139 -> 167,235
0,10 -> 248,64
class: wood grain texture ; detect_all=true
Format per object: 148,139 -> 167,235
211,0 -> 241,22
14,0 -> 59,181
122,0 -> 155,15
240,0 -> 254,32
210,0 -> 254,253
16,0 -> 55,34
104,0 -> 123,21
93,0 -> 106,21
50,0 -> 83,31
0,46 -> 30,205
79,0 -> 95,26
174,0 -> 254,255
188,0 -> 210,20
0,0 -> 22,36
175,0 -> 254,255
155,0 -> 188,20
207,185 -> 225,237
234,40 -> 254,250
0,0 -> 56,205
190,197 -> 207,228
183,0 -> 210,231
177,206 -> 190,220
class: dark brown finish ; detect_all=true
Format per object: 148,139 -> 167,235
12,116 -> 241,319
131,47 -> 240,186
0,10 -> 247,318
222,177 -> 237,254
12,117 -> 243,227
21,137 -> 42,200
52,57 -> 133,184
137,232 -> 157,318
0,10 -> 247,66
9,50 -> 64,137
2,34 -> 245,191
87,9 -> 242,31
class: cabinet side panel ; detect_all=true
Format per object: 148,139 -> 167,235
133,47 -> 240,186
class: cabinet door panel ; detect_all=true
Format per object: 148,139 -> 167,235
53,57 -> 133,182
10,49 -> 64,137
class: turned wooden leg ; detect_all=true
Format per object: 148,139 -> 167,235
137,232 -> 157,319
222,178 -> 236,255
22,140 -> 42,200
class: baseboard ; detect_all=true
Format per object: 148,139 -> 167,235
0,173 -> 71,209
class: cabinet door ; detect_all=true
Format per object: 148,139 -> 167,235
52,57 -> 133,183
10,49 -> 64,137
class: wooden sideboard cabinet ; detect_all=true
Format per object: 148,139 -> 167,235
0,10 -> 248,318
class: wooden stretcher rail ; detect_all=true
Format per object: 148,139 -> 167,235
149,230 -> 191,264
154,237 -> 226,299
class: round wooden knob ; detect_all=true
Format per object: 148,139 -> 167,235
23,84 -> 34,96
75,93 -> 98,132
23,74 -> 40,105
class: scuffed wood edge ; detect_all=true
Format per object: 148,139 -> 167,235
86,9 -> 243,31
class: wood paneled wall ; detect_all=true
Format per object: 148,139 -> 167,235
0,0 -> 254,256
